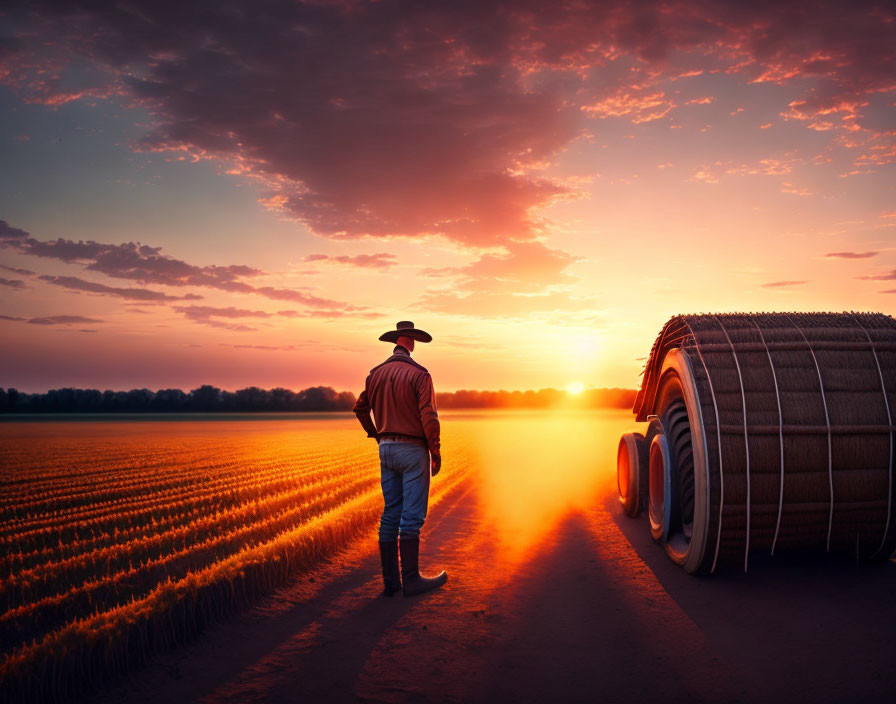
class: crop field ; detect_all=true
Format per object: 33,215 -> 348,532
4,411 -> 892,704
0,415 -> 478,702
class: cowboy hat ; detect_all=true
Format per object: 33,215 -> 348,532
379,320 -> 432,343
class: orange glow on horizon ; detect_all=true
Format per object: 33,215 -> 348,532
461,409 -> 637,563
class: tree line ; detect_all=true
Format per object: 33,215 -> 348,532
0,385 -> 356,413
0,385 -> 636,413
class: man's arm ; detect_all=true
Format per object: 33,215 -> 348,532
352,387 -> 378,438
416,372 -> 441,460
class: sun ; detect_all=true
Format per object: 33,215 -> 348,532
566,381 -> 585,395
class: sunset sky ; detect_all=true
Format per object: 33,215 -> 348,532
1,1 -> 894,394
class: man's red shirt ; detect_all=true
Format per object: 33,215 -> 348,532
353,346 -> 441,456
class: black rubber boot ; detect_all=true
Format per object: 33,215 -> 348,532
379,541 -> 401,597
399,536 -> 447,597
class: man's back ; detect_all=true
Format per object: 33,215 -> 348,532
354,347 -> 440,455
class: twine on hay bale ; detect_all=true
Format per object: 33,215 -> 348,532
631,312 -> 896,573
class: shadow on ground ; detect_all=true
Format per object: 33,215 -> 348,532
609,493 -> 896,703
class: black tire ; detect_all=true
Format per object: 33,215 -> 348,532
617,432 -> 648,517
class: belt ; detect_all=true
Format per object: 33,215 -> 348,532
378,433 -> 427,447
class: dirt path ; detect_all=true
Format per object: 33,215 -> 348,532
86,469 -> 896,704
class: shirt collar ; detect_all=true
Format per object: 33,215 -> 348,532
393,345 -> 411,356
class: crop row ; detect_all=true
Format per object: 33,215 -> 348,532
1,440 -> 368,526
0,445 -> 342,518
1,470 -> 377,605
0,427 -> 357,505
0,458 -> 375,575
0,445 -> 193,497
0,431 -> 366,504
0,461 -> 373,569
0,449 -> 371,544
0,453 -> 471,704
0,475 -> 379,653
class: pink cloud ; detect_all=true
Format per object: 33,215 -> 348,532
224,344 -> 306,352
761,280 -> 808,288
173,304 -> 380,331
0,276 -> 25,288
250,286 -> 356,309
826,251 -> 879,259
859,269 -> 896,281
420,289 -> 596,317
780,182 -> 812,196
690,157 -> 796,184
582,91 -> 675,123
303,253 -> 397,270
423,241 -> 580,293
420,240 -> 586,314
172,305 -> 272,331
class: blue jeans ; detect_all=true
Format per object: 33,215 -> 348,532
378,440 -> 431,541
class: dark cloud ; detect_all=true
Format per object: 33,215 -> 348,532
9,232 -> 264,291
761,280 -> 809,288
826,251 -> 879,259
0,276 -> 25,288
38,275 -> 204,301
2,312 -> 103,325
27,315 -> 104,325
0,220 -> 29,241
304,253 -> 397,270
0,264 -> 35,276
2,2 -> 892,253
3,221 -> 366,313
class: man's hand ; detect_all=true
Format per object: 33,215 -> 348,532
431,453 -> 442,477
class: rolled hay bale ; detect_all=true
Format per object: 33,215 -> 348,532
629,312 -> 896,573
617,432 -> 649,517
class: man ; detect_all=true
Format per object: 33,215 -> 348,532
353,321 -> 447,597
